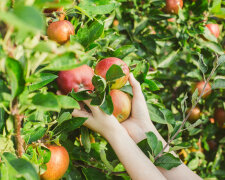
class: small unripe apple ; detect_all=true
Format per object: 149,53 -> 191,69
57,65 -> 94,94
47,20 -> 74,44
95,57 -> 129,89
41,145 -> 69,180
165,0 -> 183,14
110,90 -> 132,122
193,81 -> 211,98
205,24 -> 220,38
187,107 -> 201,122
113,20 -> 119,27
214,108 -> 225,128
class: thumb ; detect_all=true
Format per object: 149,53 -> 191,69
129,73 -> 142,98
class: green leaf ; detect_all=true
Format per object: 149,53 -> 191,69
146,131 -> 163,156
120,85 -> 133,96
3,152 -> 39,180
92,75 -> 106,94
100,94 -> 113,115
212,78 -> 225,89
54,117 -> 87,134
113,45 -> 136,59
81,168 -> 107,180
90,93 -> 105,106
147,104 -> 167,124
144,79 -> 160,91
32,93 -> 60,112
219,137 -> 225,143
217,54 -> 225,66
28,73 -> 57,91
192,88 -> 199,105
27,127 -> 47,144
100,149 -> 114,172
198,53 -> 208,75
81,126 -> 91,153
57,112 -> 72,125
72,21 -> 104,48
133,60 -> 149,83
57,95 -> 80,109
106,64 -> 125,82
160,109 -> 175,135
70,90 -> 92,101
198,39 -> 224,55
0,5 -> 44,34
188,157 -> 199,170
45,52 -> 87,71
6,57 -> 25,98
0,136 -> 15,154
211,0 -> 221,13
185,119 -> 203,130
76,0 -> 116,18
158,50 -> 179,68
155,153 -> 181,170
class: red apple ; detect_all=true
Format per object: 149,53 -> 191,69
110,90 -> 132,122
95,57 -> 129,89
41,145 -> 69,180
57,65 -> 94,94
214,108 -> 225,128
193,81 -> 211,98
47,20 -> 74,44
206,24 -> 220,38
165,0 -> 183,14
187,107 -> 201,122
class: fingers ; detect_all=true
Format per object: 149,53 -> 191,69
72,109 -> 91,118
83,100 -> 101,115
129,73 -> 143,97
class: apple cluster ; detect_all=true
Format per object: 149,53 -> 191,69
57,57 -> 132,123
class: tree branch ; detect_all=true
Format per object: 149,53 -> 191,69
12,99 -> 24,158
154,64 -> 218,161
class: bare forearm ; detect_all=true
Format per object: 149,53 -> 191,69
104,126 -> 166,180
131,122 -> 202,180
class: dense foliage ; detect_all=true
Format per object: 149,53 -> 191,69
0,0 -> 224,179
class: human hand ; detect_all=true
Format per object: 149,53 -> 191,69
72,100 -> 123,140
121,73 -> 162,143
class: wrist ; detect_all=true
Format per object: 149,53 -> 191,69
103,124 -> 129,142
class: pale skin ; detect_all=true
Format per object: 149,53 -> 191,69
72,73 -> 202,180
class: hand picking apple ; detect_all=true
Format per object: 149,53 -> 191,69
72,73 -> 202,180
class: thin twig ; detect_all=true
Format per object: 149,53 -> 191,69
154,64 -> 218,161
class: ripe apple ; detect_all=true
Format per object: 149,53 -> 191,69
47,20 -> 74,44
110,90 -> 132,122
165,0 -> 183,14
193,81 -> 211,98
187,107 -> 201,122
57,65 -> 94,94
95,57 -> 129,89
214,108 -> 225,128
41,145 -> 69,180
205,24 -> 220,38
